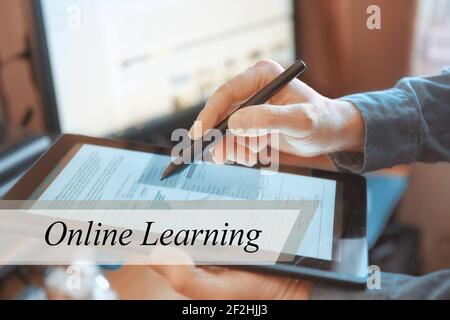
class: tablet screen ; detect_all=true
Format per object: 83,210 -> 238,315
32,143 -> 338,261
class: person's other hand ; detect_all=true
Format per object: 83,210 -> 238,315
189,59 -> 365,166
149,247 -> 311,300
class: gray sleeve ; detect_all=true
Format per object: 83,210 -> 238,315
310,270 -> 450,300
329,68 -> 450,173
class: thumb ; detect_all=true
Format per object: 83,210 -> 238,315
148,246 -> 265,299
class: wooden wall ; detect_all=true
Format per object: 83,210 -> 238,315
0,0 -> 45,132
296,0 -> 418,97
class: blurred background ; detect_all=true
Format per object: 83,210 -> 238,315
0,0 -> 449,299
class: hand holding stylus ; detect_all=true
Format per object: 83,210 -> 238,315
189,59 -> 365,167
161,59 -> 307,179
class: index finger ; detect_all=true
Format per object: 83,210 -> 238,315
189,59 -> 286,139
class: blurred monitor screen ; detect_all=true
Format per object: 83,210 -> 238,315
39,0 -> 296,136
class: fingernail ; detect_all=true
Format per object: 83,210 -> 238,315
211,148 -> 225,164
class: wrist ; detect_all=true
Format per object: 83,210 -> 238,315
333,99 -> 365,153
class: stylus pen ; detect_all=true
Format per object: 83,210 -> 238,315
160,59 -> 307,180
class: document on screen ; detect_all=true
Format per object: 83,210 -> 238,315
35,144 -> 336,260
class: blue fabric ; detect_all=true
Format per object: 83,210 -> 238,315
318,68 -> 450,299
331,68 -> 450,173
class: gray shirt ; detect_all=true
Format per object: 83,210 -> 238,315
311,68 -> 450,299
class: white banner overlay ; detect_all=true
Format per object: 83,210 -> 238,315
0,200 -> 321,265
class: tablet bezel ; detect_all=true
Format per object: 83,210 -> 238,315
3,134 -> 367,287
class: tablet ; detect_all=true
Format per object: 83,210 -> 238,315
4,134 -> 368,287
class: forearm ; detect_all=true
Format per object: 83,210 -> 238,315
330,68 -> 450,173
